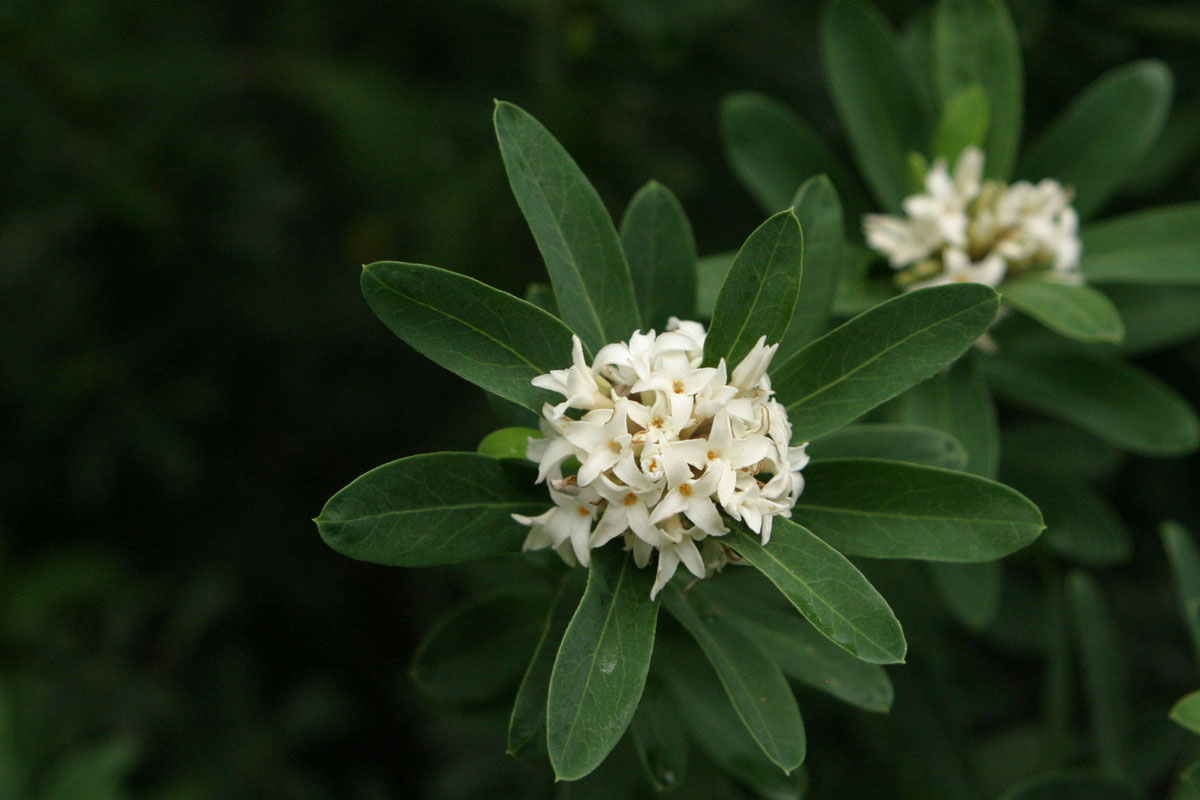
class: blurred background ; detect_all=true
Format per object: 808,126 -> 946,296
3,0 -> 1200,797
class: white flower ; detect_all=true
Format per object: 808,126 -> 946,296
863,146 -> 1083,290
513,320 -> 807,599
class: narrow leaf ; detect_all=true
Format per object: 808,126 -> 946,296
1105,284 -> 1200,354
791,459 -> 1044,561
1017,61 -> 1173,219
663,584 -> 806,772
932,0 -> 1022,177
619,181 -> 698,332
899,356 -> 1000,478
316,453 -> 548,567
1081,203 -> 1200,284
629,677 -> 689,791
494,101 -> 640,352
725,520 -> 906,664
1171,691 -> 1200,735
777,176 -> 845,359
1001,421 -> 1121,483
361,261 -> 578,413
982,353 -> 1200,456
822,0 -> 928,211
703,210 -> 803,369
1001,279 -> 1124,344
808,423 -> 968,470
929,561 -> 1002,630
508,570 -> 587,760
772,283 -> 1000,442
931,84 -> 991,164
695,251 -> 734,320
1023,479 -> 1132,566
547,547 -> 660,781
1161,521 -> 1200,666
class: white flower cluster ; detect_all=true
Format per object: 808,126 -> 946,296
864,146 -> 1082,290
513,319 -> 808,599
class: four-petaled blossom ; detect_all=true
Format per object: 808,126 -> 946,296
513,319 -> 807,599
863,146 -> 1082,290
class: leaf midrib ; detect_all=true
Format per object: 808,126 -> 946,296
716,218 -> 793,365
792,500 -> 1032,527
319,500 -> 548,525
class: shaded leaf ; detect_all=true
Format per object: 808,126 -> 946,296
41,737 -> 140,800
999,772 -> 1134,800
898,356 -> 1000,478
1171,691 -> 1200,736
931,84 -> 991,164
929,561 -> 1002,630
629,677 -> 689,791
1001,421 -> 1121,483
695,251 -> 734,320
777,176 -> 845,360
619,181 -> 698,332
478,427 -> 540,460
1001,279 -> 1124,344
808,423 -> 968,470
1105,284 -> 1200,354
1162,521 -> 1200,666
1081,204 -> 1200,285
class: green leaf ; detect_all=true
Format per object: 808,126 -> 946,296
821,0 -> 928,211
1105,284 -> 1200,354
547,547 -> 661,781
41,737 -> 140,800
932,0 -> 1022,177
1081,204 -> 1200,284
663,583 -> 806,772
772,283 -> 1000,442
478,427 -> 541,460
1067,571 -> 1131,782
361,261 -> 577,413
703,210 -> 803,369
695,251 -> 734,320
411,587 -> 551,704
999,772 -> 1134,800
619,181 -> 698,332
508,570 -> 587,760
719,91 -> 869,217
1001,421 -> 1121,483
777,176 -> 845,360
629,677 -> 689,791
1171,691 -> 1200,735
981,354 -> 1200,456
791,459 -> 1044,561
808,423 -> 968,470
1161,521 -> 1200,666
931,84 -> 991,164
494,100 -> 640,352
316,452 -> 548,567
1017,61 -> 1173,219
658,636 -> 809,799
525,281 -> 559,315
929,561 -> 1002,630
1001,279 -> 1124,344
1024,480 -> 1131,566
724,520 -> 906,664
898,357 -> 1000,478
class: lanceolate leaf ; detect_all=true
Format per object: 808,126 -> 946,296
777,176 -> 845,359
772,283 -> 1000,442
361,262 -> 579,413
619,181 -> 698,332
695,251 -> 735,319
547,547 -> 660,781
982,354 -> 1200,456
1171,692 -> 1200,735
1081,204 -> 1200,285
1001,279 -> 1124,344
316,453 -> 548,566
899,356 -> 1000,478
1161,521 -> 1200,666
629,677 -> 689,791
663,584 -> 806,772
508,570 -> 587,760
703,209 -> 803,369
822,0 -> 928,211
494,101 -> 640,352
725,521 -> 906,664
791,459 -> 1044,561
932,0 -> 1022,178
808,423 -> 968,470
931,84 -> 991,164
1106,284 -> 1200,354
1017,61 -> 1173,219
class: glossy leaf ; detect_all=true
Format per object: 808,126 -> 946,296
703,209 -> 803,369
822,0 -> 927,211
629,677 -> 689,791
808,423 -> 968,470
899,356 -> 1000,478
929,561 -> 1002,630
1081,204 -> 1200,285
508,571 -> 587,760
694,251 -> 734,320
772,283 -> 1000,442
932,0 -> 1022,177
477,427 -> 540,460
316,453 -> 548,567
410,588 -> 551,704
999,773 -> 1134,800
982,354 -> 1200,456
931,84 -> 990,164
725,520 -> 906,664
777,176 -> 845,360
663,584 -> 806,772
1001,279 -> 1124,344
719,91 -> 868,216
361,261 -> 577,413
1067,571 -> 1131,782
1171,691 -> 1200,735
1162,521 -> 1200,665
791,459 -> 1044,561
547,547 -> 660,781
1017,61 -> 1173,219
619,181 -> 698,331
494,100 -> 640,352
